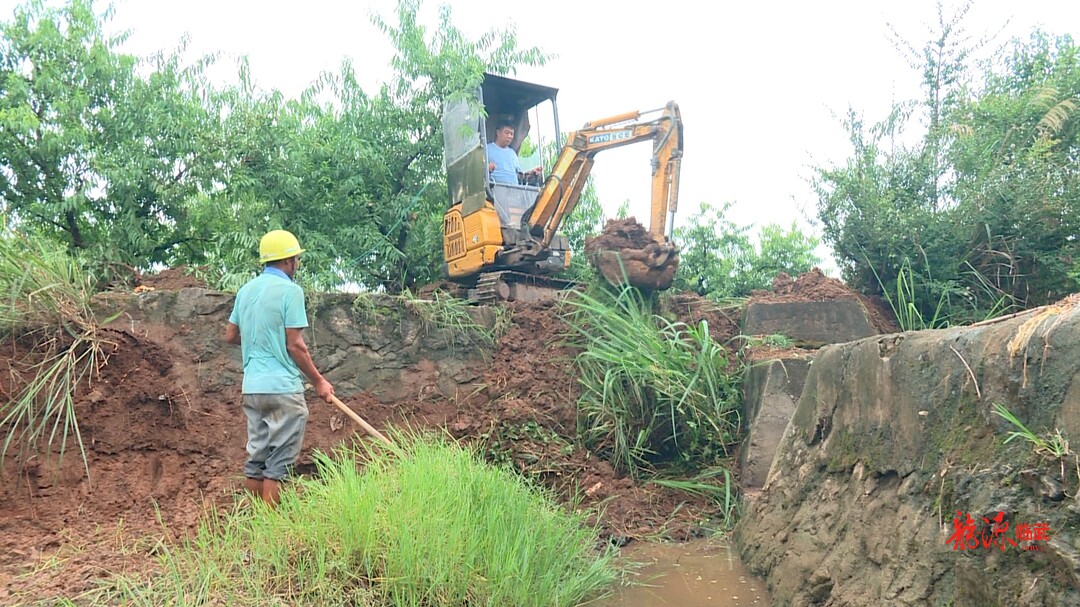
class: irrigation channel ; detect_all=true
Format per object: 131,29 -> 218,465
602,539 -> 771,606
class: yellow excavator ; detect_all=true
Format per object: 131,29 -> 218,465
441,73 -> 682,302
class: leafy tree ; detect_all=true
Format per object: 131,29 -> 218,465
814,5 -> 1080,323
673,202 -> 753,298
0,0 -> 219,274
1,0 -> 551,293
949,32 -> 1080,306
747,222 -> 822,290
673,201 -> 819,299
183,0 -> 550,292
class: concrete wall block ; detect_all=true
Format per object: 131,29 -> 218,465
743,300 -> 879,346
740,358 -> 812,490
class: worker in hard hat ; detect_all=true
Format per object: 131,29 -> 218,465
223,229 -> 335,506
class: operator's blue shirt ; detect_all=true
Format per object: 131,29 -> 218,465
228,267 -> 308,394
486,142 -> 521,184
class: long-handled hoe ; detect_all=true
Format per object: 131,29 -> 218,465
329,395 -> 393,447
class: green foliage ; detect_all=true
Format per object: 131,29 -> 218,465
0,230 -> 107,481
401,288 -> 496,348
0,1 -> 230,280
674,202 -> 820,299
992,403 -> 1078,488
649,466 -> 740,529
868,257 -> 953,331
815,7 -> 1079,324
562,284 -> 741,478
351,289 -> 497,348
738,333 -> 794,349
481,419 -> 575,475
116,434 -> 619,606
992,403 -> 1070,459
0,0 -> 550,293
755,223 -> 821,284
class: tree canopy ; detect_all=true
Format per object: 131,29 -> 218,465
1,0 -> 552,292
814,3 -> 1080,325
0,0 -> 829,301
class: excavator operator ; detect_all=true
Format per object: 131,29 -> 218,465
486,121 -> 542,185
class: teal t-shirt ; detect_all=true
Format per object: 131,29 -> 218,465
228,268 -> 309,394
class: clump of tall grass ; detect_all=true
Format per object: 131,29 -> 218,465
402,288 -> 498,348
650,466 -> 740,529
867,258 -> 951,331
868,257 -> 1016,331
562,285 -> 741,478
118,432 -> 618,606
0,232 -> 111,480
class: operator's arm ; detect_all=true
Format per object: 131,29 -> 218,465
224,322 -> 241,345
285,327 -> 335,402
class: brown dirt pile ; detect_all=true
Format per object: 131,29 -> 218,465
661,291 -> 741,347
751,268 -> 899,334
752,268 -> 859,302
585,218 -> 679,291
136,266 -> 207,290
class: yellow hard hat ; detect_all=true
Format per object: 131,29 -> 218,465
259,230 -> 305,263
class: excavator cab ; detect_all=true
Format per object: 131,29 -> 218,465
443,73 -> 559,224
442,72 -> 683,302
442,73 -> 572,290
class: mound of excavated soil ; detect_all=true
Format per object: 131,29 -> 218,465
0,293 -> 718,602
661,292 -> 741,348
136,266 -> 207,290
752,268 -> 856,302
585,218 -> 679,291
750,268 -> 899,334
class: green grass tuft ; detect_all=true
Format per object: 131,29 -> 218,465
116,431 -> 619,606
0,231 -> 111,483
562,284 -> 741,478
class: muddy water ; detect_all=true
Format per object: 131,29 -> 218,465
600,539 -> 771,607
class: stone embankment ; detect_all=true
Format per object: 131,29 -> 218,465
736,298 -> 1080,606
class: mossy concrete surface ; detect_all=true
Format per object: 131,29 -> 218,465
742,300 -> 878,347
735,303 -> 1080,606
741,358 -> 811,490
94,288 -> 496,402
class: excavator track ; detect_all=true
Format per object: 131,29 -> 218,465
467,271 -> 580,304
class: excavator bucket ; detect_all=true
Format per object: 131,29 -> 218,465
584,218 -> 680,291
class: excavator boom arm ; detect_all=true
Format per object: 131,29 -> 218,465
522,102 -> 683,251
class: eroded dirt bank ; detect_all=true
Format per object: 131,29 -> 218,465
0,288 -> 736,602
735,298 -> 1080,606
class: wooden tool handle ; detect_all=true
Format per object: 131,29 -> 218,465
329,395 -> 393,446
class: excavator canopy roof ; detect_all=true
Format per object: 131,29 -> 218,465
481,73 -> 559,116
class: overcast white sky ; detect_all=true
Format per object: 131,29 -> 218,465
5,0 -> 1080,271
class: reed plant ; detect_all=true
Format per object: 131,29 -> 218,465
117,432 -> 618,606
867,256 -> 1016,331
992,403 -> 1077,489
562,285 -> 741,478
650,466 -> 740,529
866,258 -> 949,331
992,403 -> 1071,459
0,232 -> 112,480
